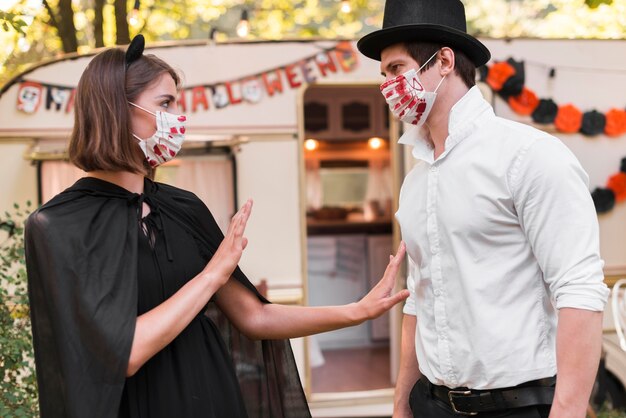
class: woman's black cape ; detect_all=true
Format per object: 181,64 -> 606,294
24,177 -> 311,418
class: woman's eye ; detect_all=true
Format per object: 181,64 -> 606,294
160,101 -> 170,109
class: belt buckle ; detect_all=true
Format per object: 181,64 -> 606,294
447,390 -> 478,416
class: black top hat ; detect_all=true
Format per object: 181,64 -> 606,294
357,0 -> 490,67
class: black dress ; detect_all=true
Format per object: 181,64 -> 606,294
118,207 -> 248,418
25,177 -> 311,418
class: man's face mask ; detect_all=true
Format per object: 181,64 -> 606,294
129,102 -> 187,167
380,50 -> 446,127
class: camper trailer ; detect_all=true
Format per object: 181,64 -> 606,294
1,38 -> 625,416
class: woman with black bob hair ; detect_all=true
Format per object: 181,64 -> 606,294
24,35 -> 409,418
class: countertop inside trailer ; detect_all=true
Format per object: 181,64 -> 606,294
306,215 -> 392,235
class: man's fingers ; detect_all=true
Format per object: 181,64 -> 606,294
393,241 -> 406,263
389,289 -> 410,305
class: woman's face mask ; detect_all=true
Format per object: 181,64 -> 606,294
380,50 -> 446,127
129,102 -> 187,167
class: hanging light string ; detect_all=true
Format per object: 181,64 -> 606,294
524,60 -> 626,75
481,58 -> 626,137
236,9 -> 249,37
340,0 -> 352,14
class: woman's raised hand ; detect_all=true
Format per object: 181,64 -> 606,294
357,241 -> 410,320
202,199 -> 253,288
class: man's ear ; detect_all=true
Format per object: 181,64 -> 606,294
439,47 -> 456,76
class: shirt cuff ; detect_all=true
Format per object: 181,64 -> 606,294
554,282 -> 610,312
403,294 -> 416,315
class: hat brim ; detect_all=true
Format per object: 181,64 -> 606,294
357,24 -> 491,67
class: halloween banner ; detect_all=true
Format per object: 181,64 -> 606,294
482,58 -> 626,138
592,157 -> 626,214
15,41 -> 359,115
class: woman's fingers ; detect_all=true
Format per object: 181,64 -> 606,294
227,199 -> 253,240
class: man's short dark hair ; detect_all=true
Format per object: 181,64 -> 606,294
404,42 -> 476,89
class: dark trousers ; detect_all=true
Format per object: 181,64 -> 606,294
409,379 -> 551,418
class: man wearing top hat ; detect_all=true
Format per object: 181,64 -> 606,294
357,0 -> 609,416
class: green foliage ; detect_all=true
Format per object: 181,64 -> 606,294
2,0 -> 626,89
0,11 -> 28,35
586,0 -> 614,8
597,404 -> 626,418
0,202 -> 38,417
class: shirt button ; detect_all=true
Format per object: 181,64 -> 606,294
434,289 -> 442,296
439,333 -> 446,340
430,166 -> 438,173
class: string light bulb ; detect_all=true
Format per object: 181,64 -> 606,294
128,0 -> 141,27
340,0 -> 352,13
304,139 -> 319,151
236,9 -> 250,37
368,137 -> 384,150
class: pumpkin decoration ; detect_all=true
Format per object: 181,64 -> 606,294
604,108 -> 626,137
486,61 -> 516,91
554,104 -> 583,133
607,172 -> 626,202
508,87 -> 540,116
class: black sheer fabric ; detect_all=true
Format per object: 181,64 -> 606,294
25,177 -> 311,418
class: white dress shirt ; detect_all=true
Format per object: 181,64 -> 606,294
396,86 -> 609,390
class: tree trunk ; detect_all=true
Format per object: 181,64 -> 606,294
114,0 -> 130,45
42,0 -> 78,53
94,0 -> 105,48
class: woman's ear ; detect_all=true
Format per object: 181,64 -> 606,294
439,47 -> 456,76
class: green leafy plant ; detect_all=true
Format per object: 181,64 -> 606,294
0,202 -> 38,417
596,404 -> 626,418
0,11 -> 28,35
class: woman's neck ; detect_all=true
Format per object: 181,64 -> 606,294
87,171 -> 145,194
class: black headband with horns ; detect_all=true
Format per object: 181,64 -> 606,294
125,34 -> 145,70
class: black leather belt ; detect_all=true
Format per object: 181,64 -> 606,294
425,376 -> 555,415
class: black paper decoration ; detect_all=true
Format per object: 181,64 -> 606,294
621,157 -> 626,174
580,110 -> 607,136
478,65 -> 489,83
531,99 -> 558,124
591,187 -> 616,213
498,58 -> 525,98
125,34 -> 145,69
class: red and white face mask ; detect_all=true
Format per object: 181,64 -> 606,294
380,51 -> 445,127
130,102 -> 187,167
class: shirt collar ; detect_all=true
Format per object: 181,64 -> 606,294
397,86 -> 493,163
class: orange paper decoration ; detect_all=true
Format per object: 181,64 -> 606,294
605,108 -> 626,137
554,104 -> 583,133
486,62 -> 516,91
607,172 -> 626,202
508,87 -> 540,116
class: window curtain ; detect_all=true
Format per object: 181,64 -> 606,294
174,156 -> 235,234
306,159 -> 322,210
365,160 -> 392,217
40,157 -> 235,234
40,161 -> 85,204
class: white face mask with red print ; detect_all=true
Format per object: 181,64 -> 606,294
380,50 -> 446,127
129,102 -> 187,167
